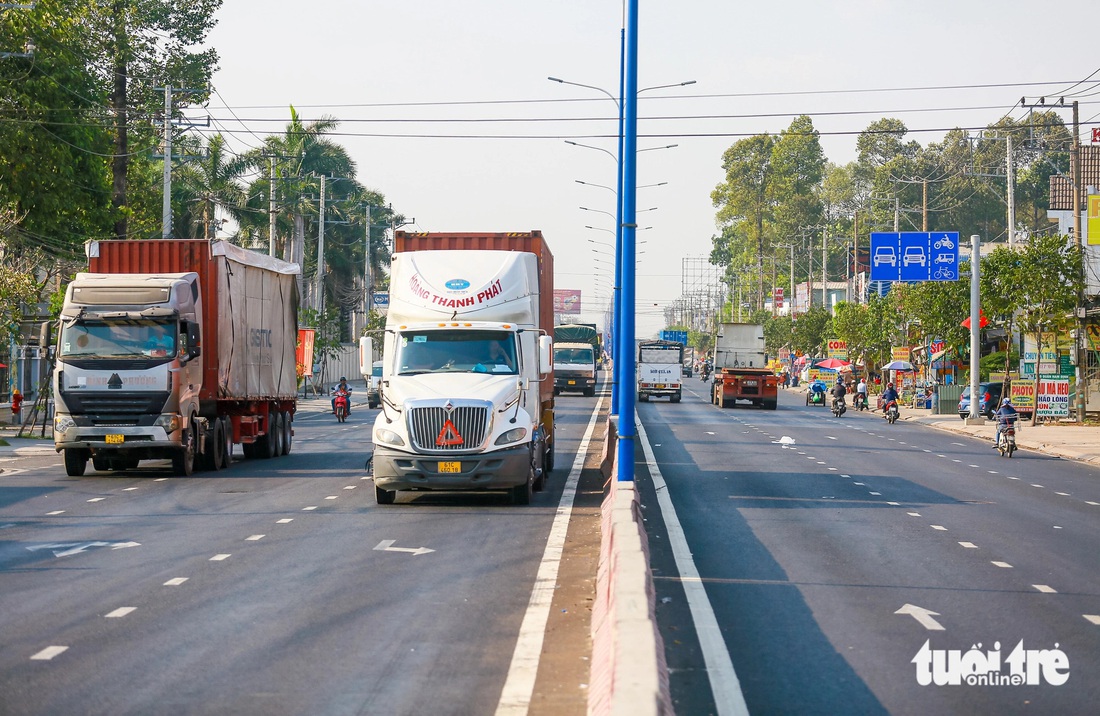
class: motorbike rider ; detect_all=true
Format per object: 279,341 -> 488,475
992,397 -> 1018,448
855,377 -> 868,409
830,377 -> 848,410
881,383 -> 899,415
809,377 -> 827,402
331,376 -> 352,415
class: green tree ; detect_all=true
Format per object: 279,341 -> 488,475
831,301 -> 868,366
174,133 -> 246,239
791,305 -> 831,357
84,0 -> 222,239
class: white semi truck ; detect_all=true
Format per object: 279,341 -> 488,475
369,231 -> 555,505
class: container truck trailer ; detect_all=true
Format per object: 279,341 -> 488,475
53,239 -> 300,476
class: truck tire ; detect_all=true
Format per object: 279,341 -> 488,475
764,397 -> 778,410
671,391 -> 682,403
271,412 -> 285,457
511,470 -> 533,505
544,438 -> 555,473
172,427 -> 195,476
722,398 -> 733,409
64,448 -> 88,477
638,392 -> 649,402
281,412 -> 293,456
215,417 -> 232,469
583,387 -> 595,397
375,484 -> 396,505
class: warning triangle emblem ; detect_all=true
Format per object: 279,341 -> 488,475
436,419 -> 464,446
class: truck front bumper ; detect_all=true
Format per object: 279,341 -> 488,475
54,426 -> 180,454
372,443 -> 530,492
555,376 -> 596,392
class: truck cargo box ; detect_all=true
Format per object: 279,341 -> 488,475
86,239 -> 300,402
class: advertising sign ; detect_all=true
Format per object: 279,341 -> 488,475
869,232 -> 959,282
1010,380 -> 1036,412
826,339 -> 848,360
1036,377 -> 1070,417
296,328 -> 316,379
553,289 -> 582,315
892,346 -> 911,362
1089,193 -> 1100,247
774,287 -> 785,309
372,291 -> 389,311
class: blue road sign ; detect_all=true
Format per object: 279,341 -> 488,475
869,232 -> 959,282
372,291 -> 390,308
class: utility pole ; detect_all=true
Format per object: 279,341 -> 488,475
1072,100 -> 1086,421
363,204 -> 372,333
822,228 -> 828,312
161,85 -> 172,239
922,179 -> 928,232
1007,134 -> 1016,248
316,175 -> 326,312
853,211 -> 860,304
268,157 -> 277,257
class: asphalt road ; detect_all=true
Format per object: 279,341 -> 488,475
635,381 -> 1100,715
0,395 -> 603,716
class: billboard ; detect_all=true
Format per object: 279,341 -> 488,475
553,289 -> 582,315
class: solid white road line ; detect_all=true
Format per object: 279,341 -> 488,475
636,415 -> 749,716
30,646 -> 68,661
495,396 -> 603,716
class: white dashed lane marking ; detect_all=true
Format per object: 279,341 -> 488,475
1033,585 -> 1057,593
958,542 -> 978,549
1084,615 -> 1100,625
164,578 -> 188,586
210,554 -> 231,561
991,562 -> 1013,569
277,518 -> 293,524
302,506 -> 318,511
931,525 -> 948,531
30,646 -> 68,661
246,535 -> 264,541
105,607 -> 136,618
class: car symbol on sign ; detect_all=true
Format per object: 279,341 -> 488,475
873,246 -> 897,267
903,246 -> 927,267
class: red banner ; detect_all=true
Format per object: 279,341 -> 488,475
296,328 -> 316,379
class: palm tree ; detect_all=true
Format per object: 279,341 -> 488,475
174,134 -> 247,240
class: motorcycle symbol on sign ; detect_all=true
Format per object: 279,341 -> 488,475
933,236 -> 955,250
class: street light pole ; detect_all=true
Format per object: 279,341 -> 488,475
618,0 -> 639,482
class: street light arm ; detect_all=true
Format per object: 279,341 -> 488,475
548,76 -> 619,107
638,80 -> 696,95
565,140 -> 617,162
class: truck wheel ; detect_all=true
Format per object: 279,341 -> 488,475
671,391 -> 682,403
544,438 -> 555,473
64,448 -> 88,477
281,412 -> 293,456
172,427 -> 195,476
583,387 -> 595,397
271,413 -> 285,457
92,456 -> 111,472
375,484 -> 396,505
722,398 -> 733,409
511,470 -> 533,505
764,397 -> 778,410
214,417 -> 231,469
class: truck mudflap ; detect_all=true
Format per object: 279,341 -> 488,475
372,443 -> 531,492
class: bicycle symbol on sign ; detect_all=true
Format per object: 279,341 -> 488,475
933,267 -> 955,280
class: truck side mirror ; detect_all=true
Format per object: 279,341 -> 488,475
359,336 -> 373,376
538,335 -> 553,376
187,321 -> 201,360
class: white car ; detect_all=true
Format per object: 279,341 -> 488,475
903,246 -> 927,267
873,246 -> 897,267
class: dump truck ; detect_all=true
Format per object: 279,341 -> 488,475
370,231 -> 555,505
711,322 -> 777,410
53,239 -> 300,476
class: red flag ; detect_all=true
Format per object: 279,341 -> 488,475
961,310 -> 988,329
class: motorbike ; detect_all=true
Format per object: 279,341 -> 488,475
996,419 -> 1017,458
853,392 -> 868,411
332,389 -> 350,423
806,389 -> 826,406
831,396 -> 847,417
883,399 -> 899,424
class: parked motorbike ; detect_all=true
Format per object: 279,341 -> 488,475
853,392 -> 868,411
831,397 -> 847,418
996,419 -> 1017,458
883,400 -> 899,424
332,389 -> 350,423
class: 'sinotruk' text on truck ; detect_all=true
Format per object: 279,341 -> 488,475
53,240 -> 300,476
369,231 -> 555,505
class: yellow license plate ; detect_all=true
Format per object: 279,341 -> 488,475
105,434 -> 124,444
438,461 -> 461,473
567,380 -> 576,385
656,384 -> 666,389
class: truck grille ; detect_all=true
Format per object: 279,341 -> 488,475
407,403 -> 490,453
61,391 -> 170,419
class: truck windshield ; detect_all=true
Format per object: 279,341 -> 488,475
396,329 -> 517,375
59,320 -> 177,359
554,347 -> 594,366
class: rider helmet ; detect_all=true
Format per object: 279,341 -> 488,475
1002,397 -> 1011,406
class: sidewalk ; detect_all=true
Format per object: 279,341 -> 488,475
0,379 -> 373,457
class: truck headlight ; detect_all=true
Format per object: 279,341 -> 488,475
375,428 -> 405,447
54,415 -> 76,433
154,414 -> 181,433
495,427 -> 527,445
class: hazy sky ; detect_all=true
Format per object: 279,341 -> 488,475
203,1 -> 1099,338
